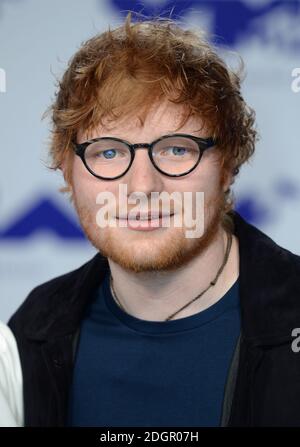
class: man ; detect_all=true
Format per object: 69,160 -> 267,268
8,13 -> 300,427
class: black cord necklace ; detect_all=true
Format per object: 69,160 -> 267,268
110,232 -> 233,321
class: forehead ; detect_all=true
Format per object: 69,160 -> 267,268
78,100 -> 207,142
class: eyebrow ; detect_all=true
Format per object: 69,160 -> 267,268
88,132 -> 203,142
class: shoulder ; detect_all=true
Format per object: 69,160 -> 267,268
8,254 -> 97,325
233,210 -> 300,267
0,322 -> 23,427
7,252 -> 108,339
232,211 -> 300,339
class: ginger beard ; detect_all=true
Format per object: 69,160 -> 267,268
73,185 -> 226,274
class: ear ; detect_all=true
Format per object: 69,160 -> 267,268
59,158 -> 72,192
221,168 -> 234,194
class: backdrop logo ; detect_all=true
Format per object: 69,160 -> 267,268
0,197 -> 86,240
107,0 -> 300,48
0,180 -> 299,241
0,68 -> 6,93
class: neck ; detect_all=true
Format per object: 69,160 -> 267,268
108,227 -> 239,321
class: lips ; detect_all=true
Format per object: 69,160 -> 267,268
117,212 -> 174,221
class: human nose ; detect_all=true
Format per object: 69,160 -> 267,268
124,148 -> 164,197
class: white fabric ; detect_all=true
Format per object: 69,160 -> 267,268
0,322 -> 23,427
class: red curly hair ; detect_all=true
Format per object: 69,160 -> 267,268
44,12 -> 258,231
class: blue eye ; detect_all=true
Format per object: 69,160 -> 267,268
160,146 -> 187,157
171,147 -> 186,156
103,149 -> 117,159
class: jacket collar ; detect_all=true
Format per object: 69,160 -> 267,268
24,211 -> 300,345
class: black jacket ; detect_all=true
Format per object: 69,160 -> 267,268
7,211 -> 300,427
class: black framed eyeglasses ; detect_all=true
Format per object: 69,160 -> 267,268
73,133 -> 216,180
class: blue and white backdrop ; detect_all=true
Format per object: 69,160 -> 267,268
0,0 -> 299,322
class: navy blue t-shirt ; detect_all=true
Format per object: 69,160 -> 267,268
67,270 -> 240,427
